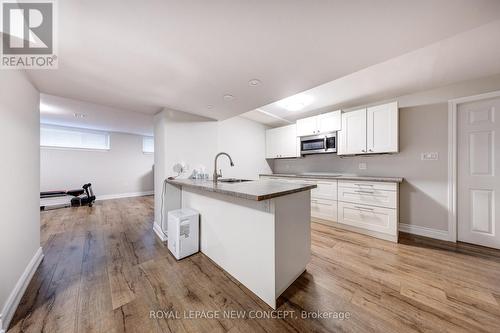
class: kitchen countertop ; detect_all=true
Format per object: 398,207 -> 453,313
166,178 -> 317,201
260,173 -> 404,183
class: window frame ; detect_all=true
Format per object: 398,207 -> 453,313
142,136 -> 154,154
40,124 -> 111,151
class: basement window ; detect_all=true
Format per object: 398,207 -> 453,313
143,136 -> 154,153
40,125 -> 110,150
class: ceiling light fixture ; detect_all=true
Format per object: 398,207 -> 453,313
74,113 -> 86,118
277,94 -> 314,111
248,79 -> 261,87
207,105 -> 214,109
223,94 -> 234,101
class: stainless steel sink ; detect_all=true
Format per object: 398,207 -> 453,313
218,178 -> 252,183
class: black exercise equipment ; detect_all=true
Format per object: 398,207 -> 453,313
40,183 -> 96,210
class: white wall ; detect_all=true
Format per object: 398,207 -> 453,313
153,109 -> 271,231
217,116 -> 272,180
153,110 -> 218,235
40,132 -> 154,197
0,71 -> 40,331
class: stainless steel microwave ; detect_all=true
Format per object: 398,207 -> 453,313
300,133 -> 337,155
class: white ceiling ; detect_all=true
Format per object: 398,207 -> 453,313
40,94 -> 154,136
26,0 -> 500,121
245,18 -> 500,125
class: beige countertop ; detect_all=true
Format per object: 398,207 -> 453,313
166,178 -> 317,201
260,173 -> 404,183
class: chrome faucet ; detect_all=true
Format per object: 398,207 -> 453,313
213,152 -> 234,183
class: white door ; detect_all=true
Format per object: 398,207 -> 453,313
338,108 -> 367,155
296,116 -> 318,136
367,102 -> 398,153
457,97 -> 500,249
317,110 -> 341,134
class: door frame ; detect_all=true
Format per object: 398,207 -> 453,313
447,90 -> 500,242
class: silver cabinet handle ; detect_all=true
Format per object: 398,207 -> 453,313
355,190 -> 375,194
355,183 -> 373,187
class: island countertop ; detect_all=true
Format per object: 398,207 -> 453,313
260,173 -> 404,183
166,178 -> 317,201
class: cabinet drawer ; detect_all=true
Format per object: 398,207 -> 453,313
311,180 -> 337,200
311,198 -> 337,222
337,202 -> 397,236
338,187 -> 396,208
338,180 -> 397,192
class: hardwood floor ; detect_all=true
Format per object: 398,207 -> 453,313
8,196 -> 500,333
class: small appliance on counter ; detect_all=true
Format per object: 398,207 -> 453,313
300,132 -> 337,155
167,208 -> 200,260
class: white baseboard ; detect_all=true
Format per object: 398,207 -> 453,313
1,247 -> 44,332
153,221 -> 168,242
399,223 -> 451,241
97,190 -> 154,201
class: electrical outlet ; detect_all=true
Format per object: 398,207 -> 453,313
358,163 -> 367,170
421,152 -> 439,161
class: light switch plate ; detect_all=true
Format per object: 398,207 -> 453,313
421,152 -> 439,160
358,163 -> 367,170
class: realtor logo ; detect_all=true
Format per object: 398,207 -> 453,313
1,0 -> 57,69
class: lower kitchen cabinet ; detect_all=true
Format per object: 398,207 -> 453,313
311,198 -> 337,223
337,201 -> 397,241
260,175 -> 400,242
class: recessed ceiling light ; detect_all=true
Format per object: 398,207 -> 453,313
74,113 -> 86,118
223,94 -> 234,101
277,94 -> 314,111
207,105 -> 214,109
248,79 -> 261,87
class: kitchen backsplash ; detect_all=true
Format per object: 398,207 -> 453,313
272,153 -> 408,177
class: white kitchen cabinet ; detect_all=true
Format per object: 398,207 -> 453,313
338,102 -> 398,155
338,108 -> 367,155
296,110 -> 341,137
317,111 -> 341,134
265,124 -> 299,159
260,175 -> 338,225
367,102 -> 398,153
260,175 -> 400,242
337,180 -> 398,242
337,201 -> 397,238
296,116 -> 318,137
311,198 -> 338,222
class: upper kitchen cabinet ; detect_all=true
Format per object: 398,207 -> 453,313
338,108 -> 367,155
265,124 -> 299,159
367,102 -> 398,153
296,110 -> 341,136
338,102 -> 398,155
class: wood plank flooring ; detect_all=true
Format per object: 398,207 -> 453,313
8,196 -> 500,333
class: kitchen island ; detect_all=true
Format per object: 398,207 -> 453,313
164,179 -> 316,309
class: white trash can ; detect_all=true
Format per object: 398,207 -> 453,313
167,208 -> 200,260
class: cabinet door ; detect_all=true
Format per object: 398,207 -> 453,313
265,128 -> 278,158
311,198 -> 338,222
338,108 -> 367,155
279,124 -> 299,158
367,102 -> 398,153
296,116 -> 318,136
337,201 -> 397,237
317,110 -> 341,133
